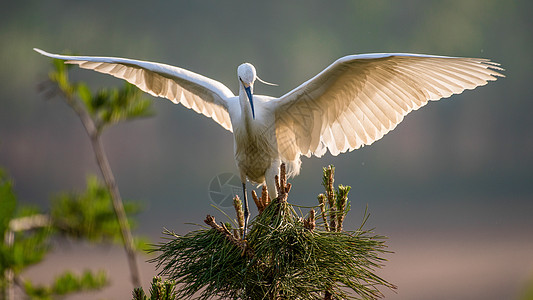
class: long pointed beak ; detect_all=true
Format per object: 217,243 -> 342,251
244,85 -> 255,119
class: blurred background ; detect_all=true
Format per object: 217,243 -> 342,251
1,0 -> 532,299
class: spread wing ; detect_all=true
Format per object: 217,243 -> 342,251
274,53 -> 504,161
34,48 -> 235,131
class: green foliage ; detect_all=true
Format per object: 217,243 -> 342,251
132,276 -> 177,300
0,168 -> 17,238
0,170 -> 50,278
0,170 -> 50,299
0,168 -> 16,241
48,58 -> 153,133
8,213 -> 50,274
0,168 -> 17,289
151,165 -> 394,299
23,269 -> 108,299
78,82 -> 153,132
51,175 -> 142,244
48,59 -> 76,98
0,168 -> 134,299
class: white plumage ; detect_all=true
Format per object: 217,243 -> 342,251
34,48 -> 504,234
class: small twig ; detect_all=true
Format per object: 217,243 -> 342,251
204,215 -> 253,257
9,214 -> 50,232
4,229 -> 14,300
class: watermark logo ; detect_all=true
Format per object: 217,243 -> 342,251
208,172 -> 242,209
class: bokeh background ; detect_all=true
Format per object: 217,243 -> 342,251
1,1 -> 532,299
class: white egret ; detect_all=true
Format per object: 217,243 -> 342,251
34,48 -> 503,236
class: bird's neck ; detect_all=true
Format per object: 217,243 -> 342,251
239,87 -> 254,128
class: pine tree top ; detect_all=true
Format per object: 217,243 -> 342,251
150,164 -> 395,300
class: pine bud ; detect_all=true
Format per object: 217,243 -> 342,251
233,196 -> 245,232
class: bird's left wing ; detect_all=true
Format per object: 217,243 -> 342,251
34,48 -> 235,132
273,53 -> 504,162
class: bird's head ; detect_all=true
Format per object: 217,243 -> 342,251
238,63 -> 256,119
237,63 -> 277,119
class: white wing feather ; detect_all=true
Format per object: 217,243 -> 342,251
34,48 -> 235,132
274,53 -> 504,164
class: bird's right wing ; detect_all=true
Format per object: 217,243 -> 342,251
34,48 -> 235,132
273,53 -> 504,162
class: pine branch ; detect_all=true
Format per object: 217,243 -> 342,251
132,276 -> 177,300
204,215 -> 252,258
322,166 -> 336,231
335,185 -> 351,232
8,214 -> 50,232
42,59 -> 145,287
91,128 -> 141,287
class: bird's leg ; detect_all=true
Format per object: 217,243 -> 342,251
242,182 -> 250,239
